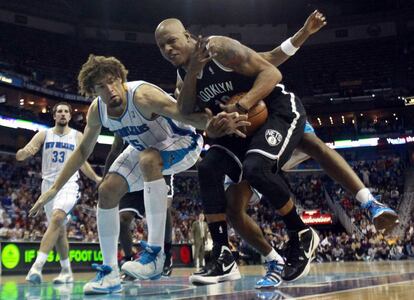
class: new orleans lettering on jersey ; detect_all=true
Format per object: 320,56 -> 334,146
97,81 -> 197,151
44,142 -> 75,151
42,128 -> 79,182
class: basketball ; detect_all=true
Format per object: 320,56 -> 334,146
227,92 -> 268,136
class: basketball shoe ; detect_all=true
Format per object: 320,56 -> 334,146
189,245 -> 241,285
26,265 -> 42,284
121,241 -> 165,280
53,268 -> 74,284
362,196 -> 399,234
83,264 -> 122,295
255,260 -> 284,289
281,227 -> 319,282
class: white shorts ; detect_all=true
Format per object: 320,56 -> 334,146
109,134 -> 203,192
224,149 -> 310,205
41,180 -> 80,223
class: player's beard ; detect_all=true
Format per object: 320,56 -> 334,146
108,95 -> 123,108
57,119 -> 68,127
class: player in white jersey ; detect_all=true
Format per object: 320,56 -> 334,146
16,102 -> 101,284
29,55 -> 249,295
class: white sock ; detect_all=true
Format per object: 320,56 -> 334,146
33,251 -> 48,270
355,188 -> 374,205
97,206 -> 120,268
60,258 -> 71,271
144,178 -> 169,251
264,248 -> 284,264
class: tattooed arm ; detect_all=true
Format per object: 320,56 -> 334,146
208,36 -> 282,112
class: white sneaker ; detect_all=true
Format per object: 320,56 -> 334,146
83,264 -> 122,295
26,267 -> 43,284
53,269 -> 74,284
121,241 -> 165,280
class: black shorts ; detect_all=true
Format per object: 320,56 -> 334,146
210,85 -> 306,180
119,175 -> 174,218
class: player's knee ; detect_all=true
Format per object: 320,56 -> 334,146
243,155 -> 266,187
50,210 -> 66,228
139,148 -> 163,176
243,154 -> 290,209
98,179 -> 123,206
197,156 -> 215,178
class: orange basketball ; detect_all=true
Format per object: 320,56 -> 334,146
227,92 -> 268,136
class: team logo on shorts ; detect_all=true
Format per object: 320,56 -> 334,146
265,129 -> 283,146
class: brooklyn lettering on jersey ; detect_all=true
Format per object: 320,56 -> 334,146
114,124 -> 150,138
45,142 -> 75,150
198,81 -> 234,102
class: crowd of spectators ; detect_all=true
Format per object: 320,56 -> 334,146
0,151 -> 413,263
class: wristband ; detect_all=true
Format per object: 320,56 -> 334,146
281,38 -> 299,56
235,102 -> 249,114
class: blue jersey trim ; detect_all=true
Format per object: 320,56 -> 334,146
164,117 -> 195,136
304,121 -> 315,134
160,118 -> 199,170
159,135 -> 199,171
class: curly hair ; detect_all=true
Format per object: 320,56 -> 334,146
78,55 -> 128,97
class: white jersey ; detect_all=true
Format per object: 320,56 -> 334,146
97,81 -> 198,151
41,128 -> 79,183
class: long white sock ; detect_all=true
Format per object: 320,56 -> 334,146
264,248 -> 284,264
144,178 -> 169,251
355,188 -> 373,205
33,251 -> 48,270
97,206 -> 120,268
60,258 -> 71,271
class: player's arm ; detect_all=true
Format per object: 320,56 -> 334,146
136,83 -> 250,138
176,37 -> 215,115
259,10 -> 327,67
208,36 -> 282,111
174,74 -> 196,114
77,132 -> 102,184
103,134 -> 124,177
29,100 -> 102,216
15,130 -> 46,161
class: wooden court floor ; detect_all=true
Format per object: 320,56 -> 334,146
1,260 -> 413,299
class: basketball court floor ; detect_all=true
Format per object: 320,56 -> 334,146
1,260 -> 413,299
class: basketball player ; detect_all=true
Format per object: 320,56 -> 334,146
16,102 -> 102,284
201,10 -> 398,288
155,19 -> 320,285
29,55 -> 248,295
103,134 -> 174,278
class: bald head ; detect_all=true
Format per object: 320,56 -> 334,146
155,18 -> 195,67
155,18 -> 186,37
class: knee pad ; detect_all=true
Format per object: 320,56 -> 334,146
243,154 -> 290,209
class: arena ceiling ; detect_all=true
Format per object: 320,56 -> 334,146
0,0 -> 412,30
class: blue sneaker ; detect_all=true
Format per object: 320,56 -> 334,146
83,264 -> 122,295
121,241 -> 165,280
255,261 -> 284,289
26,266 -> 42,284
362,196 -> 399,234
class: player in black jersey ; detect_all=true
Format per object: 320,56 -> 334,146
156,19 -> 319,285
103,135 -> 175,279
